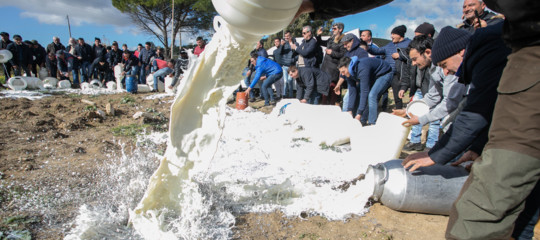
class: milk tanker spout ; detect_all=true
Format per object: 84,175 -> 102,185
211,0 -> 302,44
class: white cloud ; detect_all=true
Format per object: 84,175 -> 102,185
1,0 -> 131,27
386,0 -> 463,38
369,24 -> 378,31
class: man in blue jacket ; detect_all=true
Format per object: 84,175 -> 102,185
244,53 -> 283,106
287,65 -> 330,104
368,25 -> 411,110
338,56 -> 393,124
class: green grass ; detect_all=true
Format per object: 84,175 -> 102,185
120,96 -> 135,104
111,124 -> 150,138
84,105 -> 97,112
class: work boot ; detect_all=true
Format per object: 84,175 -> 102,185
403,142 -> 424,151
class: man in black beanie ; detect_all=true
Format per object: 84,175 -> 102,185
414,22 -> 435,38
431,26 -> 471,75
368,24 -> 411,110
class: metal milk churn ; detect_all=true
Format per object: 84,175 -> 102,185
366,159 -> 469,215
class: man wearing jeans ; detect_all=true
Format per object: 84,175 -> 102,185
338,56 -> 392,125
281,31 -> 297,98
75,38 -> 94,83
397,31 -> 468,151
151,59 -> 175,92
244,53 -> 283,106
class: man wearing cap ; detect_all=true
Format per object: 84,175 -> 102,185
46,36 -> 65,55
368,25 -> 411,110
6,35 -> 33,77
316,22 -> 346,105
75,38 -> 94,83
336,33 -> 369,113
458,0 -> 503,33
1,32 -> 13,79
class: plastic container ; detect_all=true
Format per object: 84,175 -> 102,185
0,49 -> 13,63
38,68 -> 48,80
367,159 -> 469,215
58,80 -> 71,89
89,79 -> 103,88
7,77 -> 27,90
43,77 -> 58,88
126,75 -> 137,93
137,84 -> 151,93
236,91 -> 248,110
22,77 -> 44,90
211,0 -> 302,43
406,100 -> 429,118
106,81 -> 117,91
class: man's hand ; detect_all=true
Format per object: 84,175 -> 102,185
316,27 -> 323,36
326,49 -> 332,55
246,70 -> 251,77
244,87 -> 251,97
300,99 -> 308,103
451,150 -> 480,171
398,89 -> 405,99
260,76 -> 267,81
402,152 -> 435,172
402,112 -> 419,127
473,18 -> 488,29
281,39 -> 286,45
63,72 -> 69,77
291,43 -> 297,50
333,85 -> 341,95
168,85 -> 173,90
77,56 -> 82,60
354,114 -> 361,121
392,109 -> 407,117
392,52 -> 399,60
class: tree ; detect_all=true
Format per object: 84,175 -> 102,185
112,0 -> 215,59
263,14 -> 334,49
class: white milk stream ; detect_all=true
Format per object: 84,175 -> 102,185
61,15 -> 409,239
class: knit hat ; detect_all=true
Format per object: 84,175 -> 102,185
0,32 -> 8,37
415,22 -> 435,37
341,33 -> 356,43
391,25 -> 407,37
432,26 -> 471,65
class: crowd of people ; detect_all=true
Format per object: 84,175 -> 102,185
0,33 -> 205,91
242,0 -> 538,238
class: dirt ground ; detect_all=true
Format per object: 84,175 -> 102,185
0,91 -> 537,239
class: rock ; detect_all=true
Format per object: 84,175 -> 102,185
106,103 -> 115,116
96,109 -> 106,118
74,147 -> 86,154
22,163 -> 34,171
133,111 -> 145,119
53,132 -> 69,139
81,99 -> 96,106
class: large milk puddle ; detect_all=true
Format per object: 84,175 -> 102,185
63,105 -> 374,239
62,16 -> 406,239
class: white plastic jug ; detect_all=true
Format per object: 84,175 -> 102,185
38,68 -> 48,80
58,80 -> 71,89
0,49 -> 12,64
22,77 -> 44,90
211,0 -> 302,43
106,81 -> 117,91
89,79 -> 103,88
7,77 -> 27,90
43,77 -> 58,88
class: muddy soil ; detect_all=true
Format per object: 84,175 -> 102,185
0,92 -> 537,239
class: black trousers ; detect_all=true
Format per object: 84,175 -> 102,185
391,74 -> 403,109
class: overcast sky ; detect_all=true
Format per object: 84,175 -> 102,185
0,0 -> 465,49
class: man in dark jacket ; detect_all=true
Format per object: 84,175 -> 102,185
458,0 -> 503,33
288,65 -> 330,104
338,56 -> 393,124
46,36 -> 65,55
45,52 -> 58,79
316,22 -> 346,105
272,37 -> 284,100
75,38 -> 94,83
90,37 -> 105,79
279,31 -> 298,98
336,33 -> 369,113
108,42 -> 123,69
94,56 -> 113,84
138,42 -> 155,84
7,35 -> 33,77
291,25 -> 320,68
1,32 -> 13,79
30,40 -> 47,78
